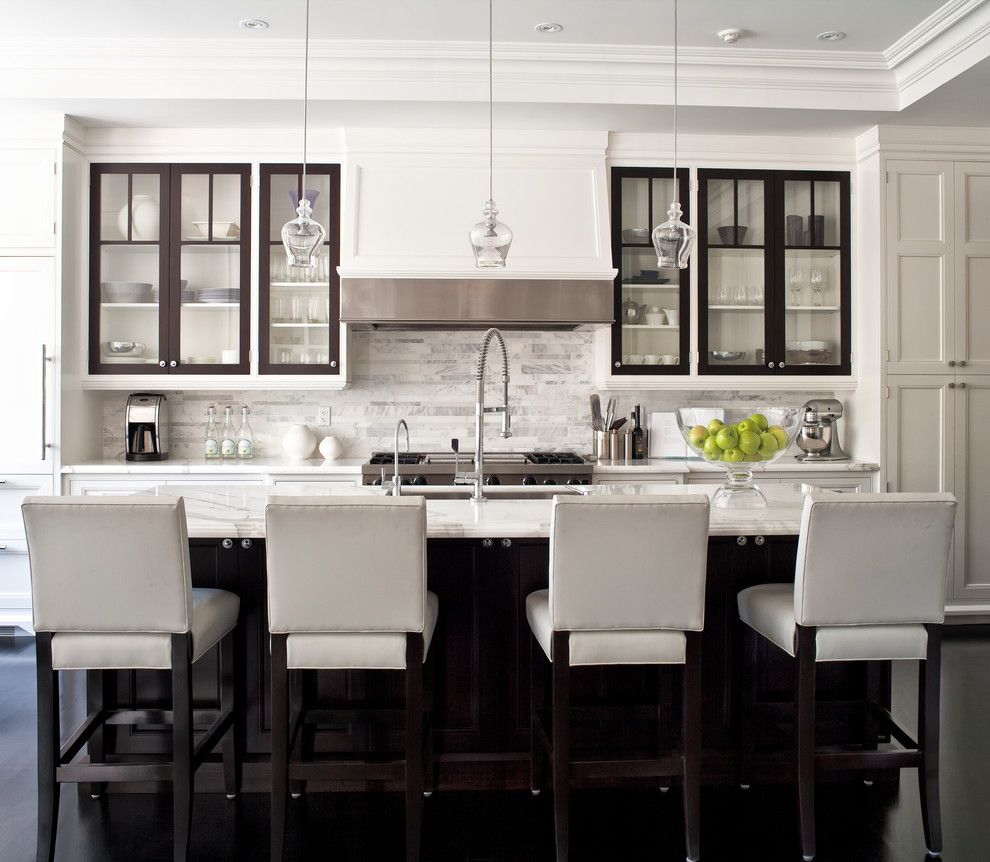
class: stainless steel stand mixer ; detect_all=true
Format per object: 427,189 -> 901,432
795,399 -> 850,462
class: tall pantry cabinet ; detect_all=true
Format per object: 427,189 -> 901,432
885,159 -> 990,606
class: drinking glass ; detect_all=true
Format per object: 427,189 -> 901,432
732,284 -> 747,306
788,269 -> 804,306
810,267 -> 824,306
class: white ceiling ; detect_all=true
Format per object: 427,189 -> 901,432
0,0 -> 945,52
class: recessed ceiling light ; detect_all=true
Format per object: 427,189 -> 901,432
534,22 -> 564,34
817,30 -> 846,41
239,18 -> 269,31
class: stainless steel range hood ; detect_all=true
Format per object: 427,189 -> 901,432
340,276 -> 614,331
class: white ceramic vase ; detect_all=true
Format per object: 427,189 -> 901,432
318,434 -> 344,461
281,424 -> 317,461
117,195 -> 160,241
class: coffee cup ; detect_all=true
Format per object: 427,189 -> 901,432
643,354 -> 661,365
662,354 -> 679,365
628,354 -> 644,365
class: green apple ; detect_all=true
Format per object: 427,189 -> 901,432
706,419 -> 725,436
722,447 -> 745,463
703,436 -> 723,460
715,427 -> 739,450
688,425 -> 709,448
738,430 -> 761,455
769,424 -> 790,450
750,412 -> 769,432
758,431 -> 779,458
737,419 -> 757,435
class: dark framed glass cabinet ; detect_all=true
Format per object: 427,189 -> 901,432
609,167 -> 691,375
259,164 -> 341,375
698,168 -> 851,376
89,163 -> 251,375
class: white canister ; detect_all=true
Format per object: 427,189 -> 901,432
281,424 -> 317,461
318,434 -> 345,461
117,195 -> 160,241
644,307 -> 666,326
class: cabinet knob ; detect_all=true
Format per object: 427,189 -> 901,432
481,538 -> 493,548
169,360 -> 178,368
241,539 -> 253,549
959,382 -> 967,389
500,538 -> 512,548
221,538 -> 234,550
614,361 -> 621,368
736,536 -> 748,546
778,361 -> 786,369
330,360 -> 337,368
959,360 -> 967,367
948,382 -> 956,389
754,535 -> 765,546
159,360 -> 167,368
767,362 -> 775,369
948,360 -> 956,367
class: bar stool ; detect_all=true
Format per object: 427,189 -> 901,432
526,494 -> 711,862
736,492 -> 957,861
265,495 -> 438,862
21,496 -> 241,862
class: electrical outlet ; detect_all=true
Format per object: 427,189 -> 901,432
317,406 -> 331,427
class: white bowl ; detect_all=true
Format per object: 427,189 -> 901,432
787,340 -> 829,352
101,281 -> 153,303
644,312 -> 666,325
192,220 -> 240,239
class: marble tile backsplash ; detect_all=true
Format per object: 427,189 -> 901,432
102,330 -> 823,459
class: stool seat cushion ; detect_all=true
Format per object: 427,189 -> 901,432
50,588 -> 240,671
737,583 -> 929,662
286,591 -> 439,670
526,589 -> 686,666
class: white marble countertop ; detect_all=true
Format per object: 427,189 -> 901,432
149,481 -> 815,540
592,457 -> 879,474
60,457 -> 365,475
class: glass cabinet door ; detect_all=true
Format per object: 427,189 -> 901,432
90,166 -> 168,373
259,165 -> 341,374
610,168 -> 689,374
699,171 -> 772,373
780,172 -> 850,373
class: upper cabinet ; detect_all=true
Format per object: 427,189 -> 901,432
259,164 -> 341,375
89,163 -> 251,375
698,168 -> 851,376
609,167 -> 690,375
0,149 -> 56,250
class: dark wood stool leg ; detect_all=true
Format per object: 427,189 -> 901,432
424,651 -> 436,797
796,626 -> 817,862
86,670 -> 110,799
530,636 -> 546,795
36,633 -> 59,862
405,634 -> 424,862
288,670 -> 304,798
683,632 -> 702,862
658,664 -> 674,792
270,634 -> 289,862
919,624 -> 943,856
219,633 -> 241,798
551,632 -> 571,862
738,623 -> 758,790
171,634 -> 194,862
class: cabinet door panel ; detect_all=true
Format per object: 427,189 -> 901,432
954,378 -> 990,601
956,163 -> 990,372
0,149 -> 55,248
886,161 -> 955,373
886,376 -> 954,495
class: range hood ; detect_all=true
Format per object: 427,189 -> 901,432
340,276 -> 614,331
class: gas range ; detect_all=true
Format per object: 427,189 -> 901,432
362,451 -> 593,487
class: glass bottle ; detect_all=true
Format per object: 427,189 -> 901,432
237,406 -> 254,460
631,406 -> 648,461
220,407 -> 237,459
204,405 -> 220,460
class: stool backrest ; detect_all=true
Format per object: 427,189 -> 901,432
265,496 -> 427,634
549,495 -> 710,633
794,492 -> 956,627
22,496 -> 193,634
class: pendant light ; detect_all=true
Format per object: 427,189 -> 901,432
652,0 -> 696,270
470,0 -> 512,268
282,0 -> 327,269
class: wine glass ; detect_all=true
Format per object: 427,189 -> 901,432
809,267 -> 824,307
788,268 -> 804,306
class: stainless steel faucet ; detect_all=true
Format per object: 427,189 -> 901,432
391,419 -> 410,496
454,328 -> 511,501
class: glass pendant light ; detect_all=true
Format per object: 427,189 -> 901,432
282,0 -> 327,269
470,0 -> 512,268
652,0 -> 696,270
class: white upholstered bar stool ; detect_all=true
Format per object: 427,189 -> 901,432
265,495 -> 439,862
21,496 -> 241,862
736,492 -> 957,862
526,494 -> 711,862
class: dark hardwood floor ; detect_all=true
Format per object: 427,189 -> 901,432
2,630 -> 988,862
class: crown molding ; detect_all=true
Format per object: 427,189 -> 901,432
884,0 -> 987,67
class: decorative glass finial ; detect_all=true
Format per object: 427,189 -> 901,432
652,200 -> 696,270
282,198 -> 327,269
470,199 -> 512,268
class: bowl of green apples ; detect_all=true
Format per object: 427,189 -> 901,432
675,407 -> 801,508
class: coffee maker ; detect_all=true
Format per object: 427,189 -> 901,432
125,393 -> 169,461
795,398 -> 850,462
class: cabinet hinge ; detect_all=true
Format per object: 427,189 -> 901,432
885,386 -> 890,399
885,171 -> 889,184
885,348 -> 890,362
53,221 -> 56,235
53,161 -> 57,176
886,482 -> 892,492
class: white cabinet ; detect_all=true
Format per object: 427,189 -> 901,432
0,475 -> 54,532
0,148 -> 56,249
955,162 -> 990,374
0,258 -> 55,473
0,539 -> 32,633
952,376 -> 990,602
64,475 -> 266,496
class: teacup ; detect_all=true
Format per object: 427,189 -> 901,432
628,354 -> 644,365
643,354 -> 661,365
662,354 -> 679,365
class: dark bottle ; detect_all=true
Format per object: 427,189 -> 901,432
631,405 -> 648,460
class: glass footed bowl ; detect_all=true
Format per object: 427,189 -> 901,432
675,407 -> 801,509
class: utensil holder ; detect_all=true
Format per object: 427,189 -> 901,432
593,429 -> 627,462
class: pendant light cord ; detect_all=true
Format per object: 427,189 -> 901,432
489,0 -> 494,203
672,0 -> 678,205
302,0 -> 310,199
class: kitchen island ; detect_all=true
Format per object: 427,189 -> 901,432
96,483 -> 886,793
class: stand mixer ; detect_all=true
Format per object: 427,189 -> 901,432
795,398 -> 850,462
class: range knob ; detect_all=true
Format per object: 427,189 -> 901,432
372,477 -> 383,486
543,478 -> 557,486
411,475 -> 428,486
566,477 -> 582,486
484,475 -> 501,486
521,475 -> 536,486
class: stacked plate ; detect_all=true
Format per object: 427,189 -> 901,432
193,287 -> 239,303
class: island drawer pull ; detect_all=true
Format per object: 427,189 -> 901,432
481,538 -> 493,549
241,539 -> 253,550
222,538 -> 234,550
754,535 -> 765,546
736,536 -> 748,546
0,544 -> 6,552
500,538 -> 512,548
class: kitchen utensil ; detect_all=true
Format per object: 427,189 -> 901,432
103,341 -> 146,356
663,308 -> 680,326
716,225 -> 748,245
675,406 -> 801,508
590,395 -> 603,431
604,398 -> 616,433
610,417 -> 627,431
795,398 -> 850,462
